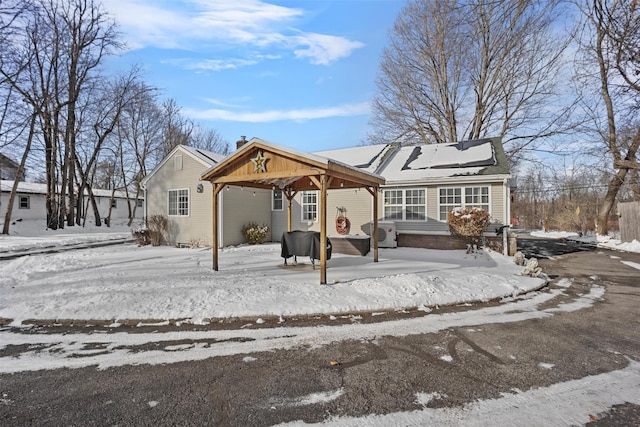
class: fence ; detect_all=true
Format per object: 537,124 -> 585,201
618,201 -> 640,243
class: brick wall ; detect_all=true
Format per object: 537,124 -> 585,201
397,233 -> 516,255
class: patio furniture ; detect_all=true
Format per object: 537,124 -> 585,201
281,231 -> 332,268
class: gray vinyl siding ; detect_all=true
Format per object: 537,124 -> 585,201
221,186 -> 271,246
145,151 -> 213,246
271,199 -> 288,242
327,189 -> 372,236
490,183 -> 505,224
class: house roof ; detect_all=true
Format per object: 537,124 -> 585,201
201,137 -> 385,191
318,138 -> 510,185
313,144 -> 392,174
0,153 -> 19,168
1,180 -> 137,199
141,145 -> 226,186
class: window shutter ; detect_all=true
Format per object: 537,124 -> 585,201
174,155 -> 183,171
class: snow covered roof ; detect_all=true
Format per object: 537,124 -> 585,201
314,144 -> 392,174
317,138 -> 510,185
0,180 -> 136,199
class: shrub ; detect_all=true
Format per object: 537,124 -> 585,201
132,228 -> 151,246
147,214 -> 169,246
241,222 -> 270,244
448,207 -> 491,247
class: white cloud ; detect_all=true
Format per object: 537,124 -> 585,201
163,58 -> 259,71
293,33 -> 365,65
102,0 -> 363,65
184,102 -> 371,122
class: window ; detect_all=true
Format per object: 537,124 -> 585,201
384,189 -> 403,220
405,189 -> 426,220
137,199 -> 143,208
383,188 -> 426,221
439,186 -> 490,221
301,191 -> 317,221
439,187 -> 461,221
111,199 -> 117,208
272,190 -> 283,211
465,186 -> 489,210
168,188 -> 189,216
19,195 -> 30,209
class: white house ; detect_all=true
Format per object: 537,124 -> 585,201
142,137 -> 512,251
0,180 -> 143,225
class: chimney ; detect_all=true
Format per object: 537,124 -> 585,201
236,135 -> 247,150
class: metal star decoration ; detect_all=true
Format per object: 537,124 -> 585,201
250,150 -> 269,173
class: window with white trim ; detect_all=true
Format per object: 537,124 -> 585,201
272,190 -> 283,211
301,191 -> 317,221
383,188 -> 426,221
438,186 -> 489,221
19,195 -> 30,209
168,188 -> 189,216
384,189 -> 403,220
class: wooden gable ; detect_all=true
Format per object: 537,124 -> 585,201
201,139 -> 384,191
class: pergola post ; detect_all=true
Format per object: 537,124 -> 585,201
284,188 -> 296,232
372,187 -> 379,262
212,183 -> 224,271
366,186 -> 380,263
319,175 -> 328,284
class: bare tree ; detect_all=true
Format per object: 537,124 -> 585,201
157,98 -> 194,163
574,0 -> 640,234
74,67 -> 142,226
190,126 -> 230,155
0,0 -> 121,230
369,0 -> 572,160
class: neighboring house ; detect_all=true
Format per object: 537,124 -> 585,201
0,153 -> 20,181
0,180 -> 143,224
143,137 -> 511,250
140,144 -> 270,247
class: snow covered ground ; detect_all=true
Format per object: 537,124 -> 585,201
0,220 -> 638,325
1,220 -> 547,325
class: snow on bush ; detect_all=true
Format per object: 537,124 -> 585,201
448,207 -> 491,246
241,222 -> 270,244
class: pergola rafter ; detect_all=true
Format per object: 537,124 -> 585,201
201,138 -> 385,284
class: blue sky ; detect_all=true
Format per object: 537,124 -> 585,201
101,0 -> 406,153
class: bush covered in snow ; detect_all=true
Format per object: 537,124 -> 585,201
448,207 -> 491,247
241,223 -> 270,244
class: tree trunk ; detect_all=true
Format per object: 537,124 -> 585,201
597,169 -> 627,235
2,114 -> 36,234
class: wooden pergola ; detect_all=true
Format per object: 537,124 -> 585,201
201,138 -> 386,284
